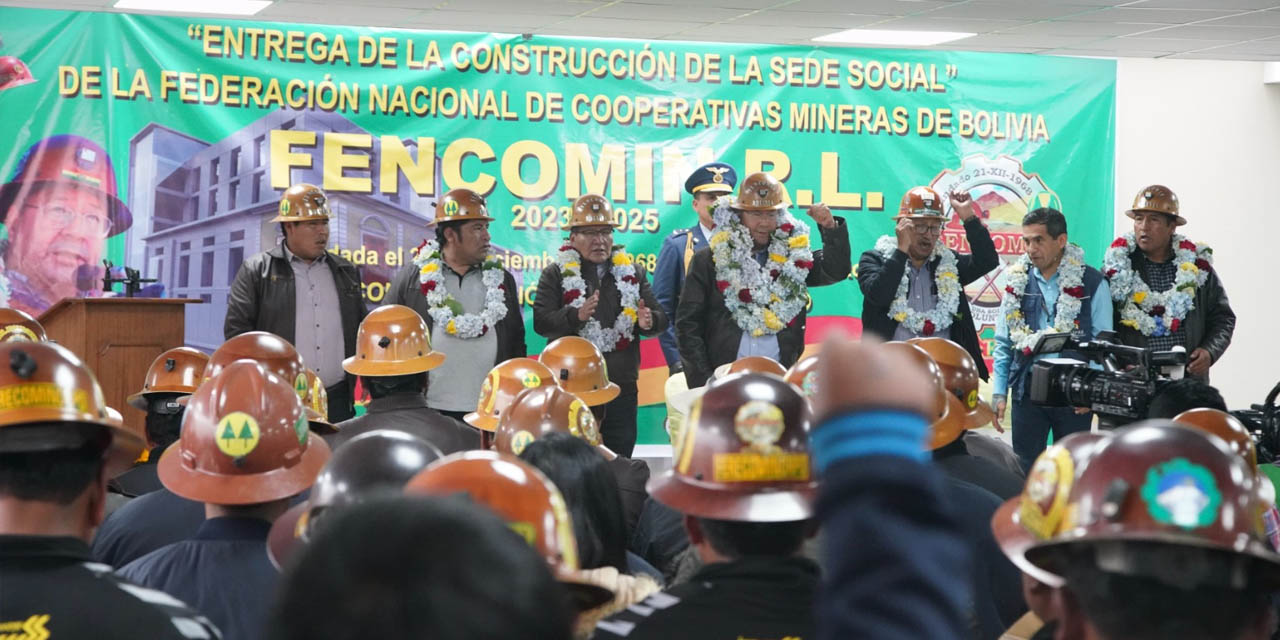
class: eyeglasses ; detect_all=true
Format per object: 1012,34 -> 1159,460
576,228 -> 614,239
22,203 -> 112,237
911,223 -> 943,236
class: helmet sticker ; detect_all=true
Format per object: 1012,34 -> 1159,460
1019,445 -> 1074,540
444,199 -> 459,217
801,371 -> 818,398
216,411 -> 260,458
295,414 -> 309,444
965,389 -> 979,410
279,199 -> 290,217
521,371 -> 542,388
294,373 -> 308,399
712,400 -> 809,483
568,398 -> 600,446
510,430 -> 536,455
480,372 -> 498,414
0,382 -> 90,413
0,324 -> 38,342
1141,458 -> 1222,530
734,401 -> 784,455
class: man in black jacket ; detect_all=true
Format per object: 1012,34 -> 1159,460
533,194 -> 666,457
676,172 -> 851,388
1106,185 -> 1234,379
858,186 -> 998,379
225,183 -> 368,421
385,188 -> 526,420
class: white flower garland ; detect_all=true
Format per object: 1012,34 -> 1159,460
1103,232 -> 1212,337
557,245 -> 639,353
410,239 -> 508,339
1002,244 -> 1087,355
708,201 -> 813,336
874,236 -> 960,336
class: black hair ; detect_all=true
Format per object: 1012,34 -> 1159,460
435,220 -> 465,249
519,432 -> 628,573
1022,208 -> 1068,238
1063,562 -> 1269,640
0,442 -> 104,505
268,495 -> 573,640
144,394 -> 185,451
363,373 -> 427,400
1147,378 -> 1228,419
695,518 -> 810,559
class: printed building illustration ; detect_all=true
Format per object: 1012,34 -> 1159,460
127,109 -> 440,350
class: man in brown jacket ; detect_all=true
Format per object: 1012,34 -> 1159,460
533,194 -> 667,457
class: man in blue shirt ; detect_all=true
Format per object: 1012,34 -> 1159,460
992,197 -> 1112,471
653,162 -> 736,375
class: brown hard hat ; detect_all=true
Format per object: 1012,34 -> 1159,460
650,372 -> 816,522
783,354 -> 821,398
882,341 -> 956,450
1173,408 -> 1256,469
567,194 -> 616,230
268,429 -> 442,569
299,368 -> 338,435
539,337 -> 620,406
272,183 -> 331,223
465,357 -> 556,432
0,341 -> 144,475
731,172 -> 788,212
991,432 -> 1111,588
1026,421 -> 1280,589
158,360 -> 330,505
897,186 -> 945,220
343,305 -> 444,377
494,385 -> 607,458
715,355 -> 787,381
208,332 -> 308,400
909,337 -> 995,431
1126,184 -> 1185,226
0,308 -> 46,343
127,347 -> 209,410
433,187 -> 494,226
404,450 -> 615,611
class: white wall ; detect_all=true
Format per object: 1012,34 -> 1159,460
1115,57 -> 1280,409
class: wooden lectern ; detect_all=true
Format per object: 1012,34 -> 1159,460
40,298 -> 200,427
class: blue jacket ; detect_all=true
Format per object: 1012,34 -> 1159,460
92,487 -> 205,568
813,411 -> 971,640
118,517 -> 278,640
653,225 -> 708,368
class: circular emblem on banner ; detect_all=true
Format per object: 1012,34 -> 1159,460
216,412 -> 261,458
734,401 -> 784,455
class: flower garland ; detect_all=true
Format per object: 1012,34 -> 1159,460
708,201 -> 814,337
1103,233 -> 1212,337
557,245 -> 639,352
410,239 -> 508,338
874,236 -> 960,336
1001,244 -> 1087,356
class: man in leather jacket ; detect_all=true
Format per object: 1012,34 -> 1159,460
224,183 -> 367,422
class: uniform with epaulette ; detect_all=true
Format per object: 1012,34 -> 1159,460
652,163 -> 736,374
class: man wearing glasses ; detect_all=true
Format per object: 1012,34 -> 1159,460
0,135 -> 133,316
533,193 -> 667,456
857,185 -> 998,379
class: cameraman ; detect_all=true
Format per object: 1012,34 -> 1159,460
992,199 -> 1114,471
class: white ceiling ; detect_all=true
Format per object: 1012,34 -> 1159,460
8,0 -> 1280,60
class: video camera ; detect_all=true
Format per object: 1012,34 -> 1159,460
1027,331 -> 1187,428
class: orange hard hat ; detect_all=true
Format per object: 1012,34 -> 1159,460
158,360 -> 330,505
343,305 -> 445,376
494,385 -> 608,458
909,337 -> 995,431
405,450 -> 614,610
432,188 -> 493,226
567,194 -> 616,230
207,331 -> 307,400
725,355 -> 787,377
465,357 -> 557,432
1126,184 -> 1185,226
897,186 -> 945,220
539,337 -> 620,406
731,172 -> 788,212
1173,408 -> 1256,469
299,368 -> 338,435
0,341 -> 144,475
883,341 -> 957,450
272,183 -> 331,223
127,347 -> 209,410
783,354 -> 820,399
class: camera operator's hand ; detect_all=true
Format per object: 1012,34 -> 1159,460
812,335 -> 937,425
1187,348 -> 1213,376
992,395 -> 1006,433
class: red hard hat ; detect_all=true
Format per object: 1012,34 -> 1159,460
0,56 -> 36,92
0,135 -> 133,236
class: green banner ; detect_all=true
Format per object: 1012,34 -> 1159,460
0,7 -> 1115,445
